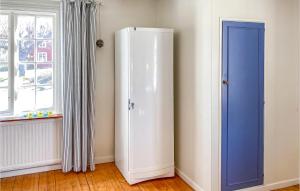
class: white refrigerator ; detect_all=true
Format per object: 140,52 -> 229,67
115,27 -> 174,184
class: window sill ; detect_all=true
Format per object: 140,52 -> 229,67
0,114 -> 63,123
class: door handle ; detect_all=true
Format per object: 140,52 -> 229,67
128,99 -> 135,110
222,80 -> 229,85
130,102 -> 135,110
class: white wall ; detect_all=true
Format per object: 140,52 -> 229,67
94,0 -> 157,161
155,1 -> 213,190
156,0 -> 300,190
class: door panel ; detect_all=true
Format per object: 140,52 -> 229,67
222,21 -> 264,191
129,29 -> 174,175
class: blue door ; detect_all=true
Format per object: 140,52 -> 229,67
221,21 -> 264,191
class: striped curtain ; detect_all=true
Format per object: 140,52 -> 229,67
61,0 -> 97,172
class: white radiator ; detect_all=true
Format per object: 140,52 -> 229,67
0,119 -> 62,177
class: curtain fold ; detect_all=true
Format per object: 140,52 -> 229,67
62,0 -> 97,172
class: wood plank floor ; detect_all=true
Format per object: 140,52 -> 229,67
0,163 -> 193,191
273,185 -> 299,191
1,163 -> 299,191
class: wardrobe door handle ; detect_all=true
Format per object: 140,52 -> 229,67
128,99 -> 135,110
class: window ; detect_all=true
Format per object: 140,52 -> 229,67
38,41 -> 47,48
37,52 -> 47,62
0,12 -> 58,116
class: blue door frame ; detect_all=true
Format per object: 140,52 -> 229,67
221,21 -> 265,191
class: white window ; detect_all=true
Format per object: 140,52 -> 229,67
38,41 -> 47,48
0,11 -> 60,116
37,52 -> 47,62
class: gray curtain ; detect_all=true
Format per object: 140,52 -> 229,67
61,0 -> 96,172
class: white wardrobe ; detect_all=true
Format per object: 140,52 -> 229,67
115,27 -> 174,184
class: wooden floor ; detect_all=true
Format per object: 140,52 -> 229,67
0,163 -> 193,191
273,185 -> 299,191
1,163 -> 299,191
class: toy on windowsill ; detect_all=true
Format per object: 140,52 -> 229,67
32,112 -> 37,118
26,112 -> 33,119
24,111 -> 54,119
47,111 -> 53,117
37,111 -> 43,118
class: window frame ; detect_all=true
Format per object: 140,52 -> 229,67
0,13 -> 13,115
0,10 -> 61,116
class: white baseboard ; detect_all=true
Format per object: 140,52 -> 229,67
175,168 -> 205,191
238,178 -> 299,191
176,167 -> 299,191
94,155 -> 114,164
0,155 -> 115,178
